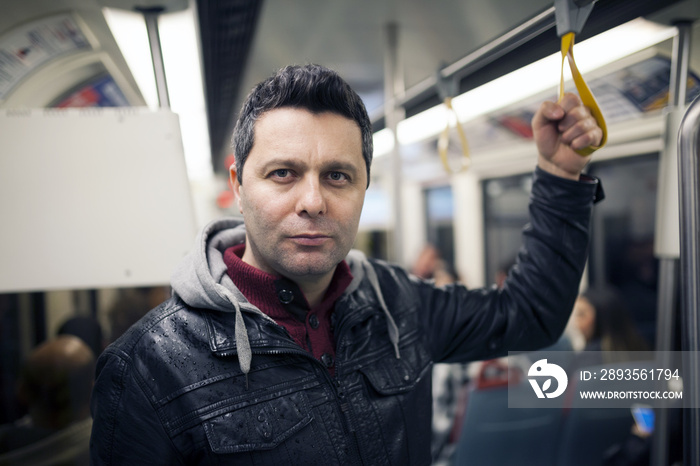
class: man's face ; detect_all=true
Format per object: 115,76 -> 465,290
232,108 -> 367,284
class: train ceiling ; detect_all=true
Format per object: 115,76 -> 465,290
200,0 -> 693,173
2,0 -> 697,174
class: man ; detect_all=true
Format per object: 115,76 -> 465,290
1,335 -> 95,465
90,64 -> 603,464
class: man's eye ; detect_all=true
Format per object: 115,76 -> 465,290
328,172 -> 348,182
271,169 -> 289,178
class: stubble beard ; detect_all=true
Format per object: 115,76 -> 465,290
246,234 -> 349,281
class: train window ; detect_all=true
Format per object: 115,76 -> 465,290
586,153 -> 660,348
482,173 -> 533,286
0,294 -> 28,425
356,185 -> 390,261
482,154 -> 660,345
424,185 -> 456,277
354,230 -> 389,261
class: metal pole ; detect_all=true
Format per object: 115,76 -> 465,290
677,57 -> 700,466
650,260 -> 676,466
651,21 -> 691,466
668,22 -> 691,109
139,7 -> 171,109
384,22 -> 405,265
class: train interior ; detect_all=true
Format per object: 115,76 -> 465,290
1,0 -> 700,464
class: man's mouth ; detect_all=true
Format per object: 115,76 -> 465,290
289,234 -> 331,246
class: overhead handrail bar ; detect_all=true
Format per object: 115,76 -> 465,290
678,92 -> 700,466
441,7 -> 556,82
369,6 -> 556,124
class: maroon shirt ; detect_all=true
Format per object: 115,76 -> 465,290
223,244 -> 352,375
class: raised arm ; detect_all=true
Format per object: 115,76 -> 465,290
414,93 -> 604,362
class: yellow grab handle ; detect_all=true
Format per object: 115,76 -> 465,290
437,97 -> 470,174
559,32 -> 607,156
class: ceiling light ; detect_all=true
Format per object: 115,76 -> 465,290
104,5 -> 213,181
373,17 -> 677,155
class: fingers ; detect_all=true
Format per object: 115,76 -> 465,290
563,117 -> 603,150
531,93 -> 582,132
558,92 -> 583,113
556,93 -> 603,150
532,100 -> 565,131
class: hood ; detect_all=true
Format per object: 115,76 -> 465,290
171,218 -> 400,380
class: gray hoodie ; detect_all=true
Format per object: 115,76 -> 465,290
170,217 -> 400,378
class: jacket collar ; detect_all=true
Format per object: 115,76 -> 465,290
172,217 -> 400,373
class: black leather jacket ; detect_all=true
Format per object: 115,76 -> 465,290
90,168 -> 602,465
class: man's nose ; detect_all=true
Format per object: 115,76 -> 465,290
296,177 -> 326,217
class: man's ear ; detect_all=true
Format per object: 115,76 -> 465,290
229,165 -> 244,214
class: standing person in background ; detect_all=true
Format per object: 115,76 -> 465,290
90,64 -> 604,464
0,336 -> 95,466
411,244 -> 458,288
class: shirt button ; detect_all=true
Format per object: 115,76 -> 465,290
321,353 -> 334,368
278,289 -> 294,304
309,314 -> 319,329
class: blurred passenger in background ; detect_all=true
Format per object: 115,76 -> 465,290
573,286 -> 649,361
494,256 -> 516,290
411,244 -> 458,287
603,403 -> 683,466
58,316 -> 104,357
0,335 -> 94,466
106,287 -> 169,343
91,64 -> 604,465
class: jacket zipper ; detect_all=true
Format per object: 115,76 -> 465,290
332,321 -> 370,465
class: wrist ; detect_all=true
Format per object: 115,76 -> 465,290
537,156 -> 582,181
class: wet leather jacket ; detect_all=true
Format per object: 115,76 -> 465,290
90,168 -> 602,465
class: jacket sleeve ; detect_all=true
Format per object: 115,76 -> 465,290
420,167 -> 602,363
90,350 -> 183,465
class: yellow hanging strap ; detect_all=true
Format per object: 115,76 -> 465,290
559,31 -> 607,156
437,97 -> 470,173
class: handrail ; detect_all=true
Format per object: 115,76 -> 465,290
369,7 -> 557,124
678,93 -> 700,466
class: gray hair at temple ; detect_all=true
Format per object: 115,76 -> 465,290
231,64 -> 374,187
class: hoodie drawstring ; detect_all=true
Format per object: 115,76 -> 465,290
217,285 -> 252,388
233,300 -> 252,388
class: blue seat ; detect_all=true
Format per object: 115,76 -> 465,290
451,359 -> 564,466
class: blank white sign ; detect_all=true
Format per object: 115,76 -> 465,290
0,108 -> 197,292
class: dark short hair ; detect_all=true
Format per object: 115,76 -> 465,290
231,64 -> 373,186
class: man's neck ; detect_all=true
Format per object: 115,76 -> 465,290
295,273 -> 334,308
240,243 -> 339,308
